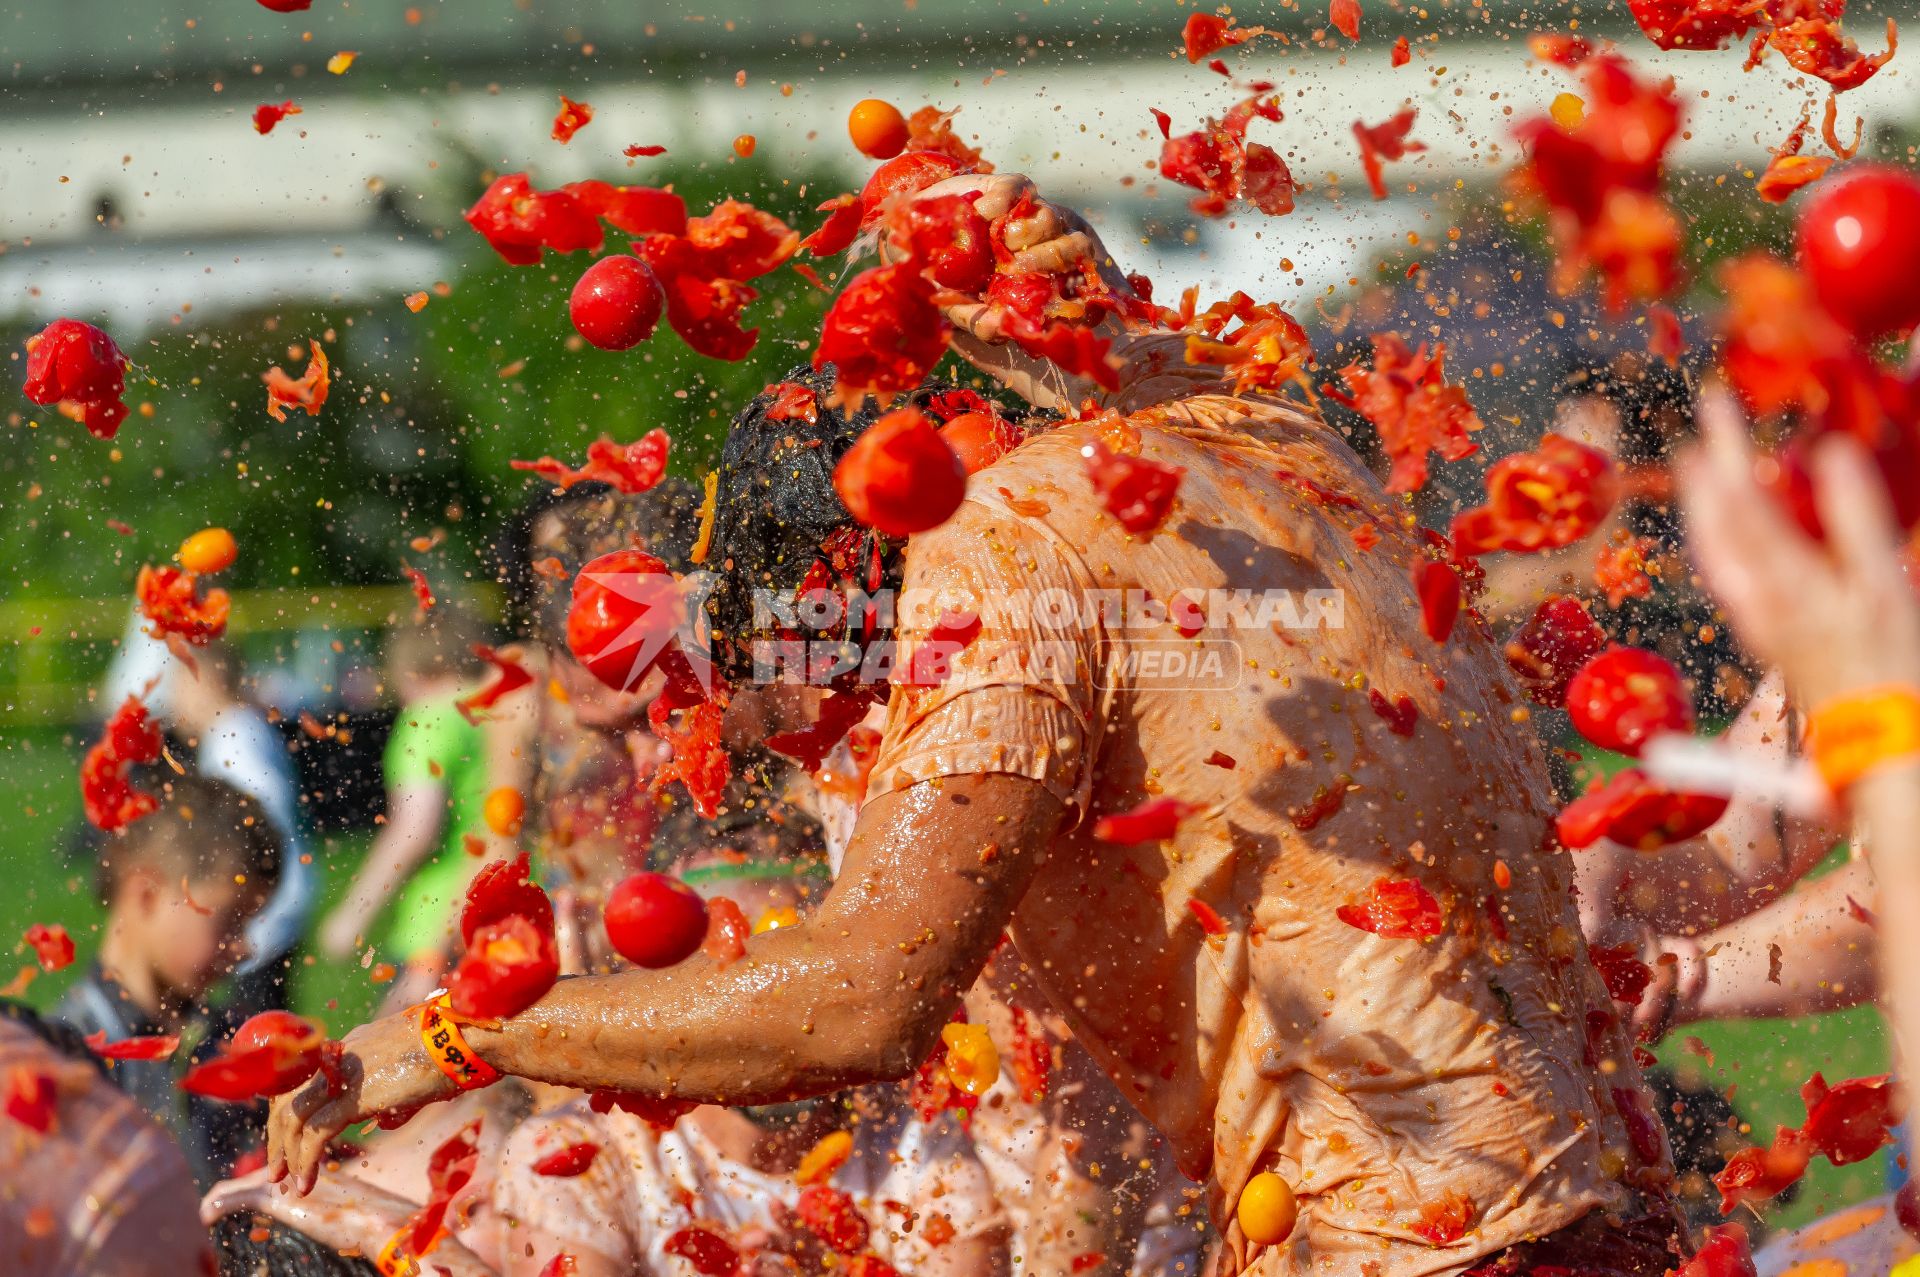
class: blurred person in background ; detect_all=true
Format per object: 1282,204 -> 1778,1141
165,638 -> 313,1012
54,774 -> 282,1186
0,1000 -> 210,1277
318,607 -> 511,1007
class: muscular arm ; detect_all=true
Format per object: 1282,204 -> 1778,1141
273,772 -> 1066,1187
468,772 -> 1062,1094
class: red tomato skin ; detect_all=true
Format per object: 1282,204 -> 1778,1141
566,549 -> 674,690
1796,166 -> 1920,339
939,411 -> 1018,474
857,152 -> 971,228
1563,646 -> 1693,756
232,1011 -> 324,1089
833,408 -> 968,537
569,255 -> 665,351
604,872 -> 710,969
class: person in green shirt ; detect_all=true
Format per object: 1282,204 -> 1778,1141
318,607 -> 506,1003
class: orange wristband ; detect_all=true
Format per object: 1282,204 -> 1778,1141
1808,685 -> 1920,794
419,995 -> 502,1091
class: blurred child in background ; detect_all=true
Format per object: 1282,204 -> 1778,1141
54,774 -> 282,1186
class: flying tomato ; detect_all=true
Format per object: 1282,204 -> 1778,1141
1503,596 -> 1609,707
832,407 -> 968,538
1564,646 -> 1693,755
847,98 -> 910,159
1796,166 -> 1920,339
701,896 -> 751,967
568,256 -> 664,350
566,549 -> 679,691
180,1011 -> 326,1101
604,872 -> 709,969
178,527 -> 239,575
449,913 -> 558,1019
21,318 -> 130,439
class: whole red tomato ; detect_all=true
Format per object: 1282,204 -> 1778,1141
939,411 -> 1019,474
1564,646 -> 1693,756
566,549 -> 678,691
1796,166 -> 1920,340
833,407 -> 968,537
605,872 -> 709,968
569,255 -> 664,351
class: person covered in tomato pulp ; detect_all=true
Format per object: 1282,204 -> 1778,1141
267,172 -> 1684,1277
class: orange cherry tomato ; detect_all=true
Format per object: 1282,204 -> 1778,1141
483,786 -> 526,837
847,98 -> 909,160
178,527 -> 238,575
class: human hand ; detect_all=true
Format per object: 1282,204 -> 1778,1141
1627,935 -> 1705,1044
1681,386 -> 1920,709
267,1009 -> 458,1195
893,171 -> 1133,342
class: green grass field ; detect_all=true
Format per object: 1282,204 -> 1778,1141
0,727 -> 1891,1235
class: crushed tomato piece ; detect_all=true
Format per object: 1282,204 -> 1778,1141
81,696 -> 164,832
456,645 -> 535,724
1324,334 -> 1481,493
83,1030 -> 180,1061
252,101 -> 300,134
1337,877 -> 1444,939
1092,796 -> 1197,843
532,1141 -> 601,1177
262,340 -> 329,421
1353,107 -> 1424,199
22,924 -> 74,973
1450,433 -> 1617,555
1083,440 -> 1184,536
512,429 -> 671,493
551,94 -> 593,142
